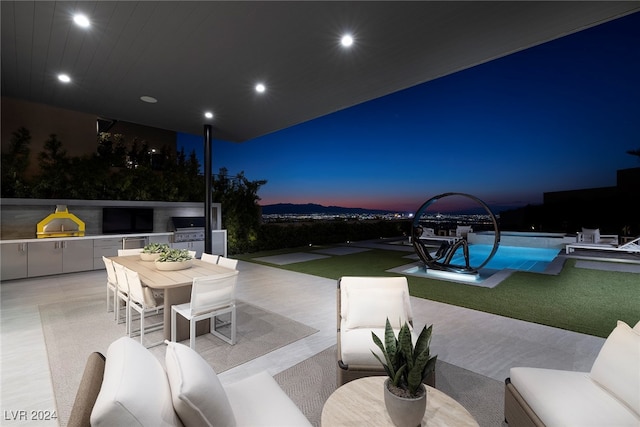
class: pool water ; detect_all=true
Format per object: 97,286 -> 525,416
447,244 -> 560,273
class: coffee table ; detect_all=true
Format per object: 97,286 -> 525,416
321,376 -> 479,427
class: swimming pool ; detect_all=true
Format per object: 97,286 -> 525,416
445,244 -> 560,273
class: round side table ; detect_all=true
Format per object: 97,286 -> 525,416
321,376 -> 479,427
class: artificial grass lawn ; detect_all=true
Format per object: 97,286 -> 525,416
237,247 -> 640,338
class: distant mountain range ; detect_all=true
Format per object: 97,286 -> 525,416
260,202 -> 522,216
260,203 -> 394,215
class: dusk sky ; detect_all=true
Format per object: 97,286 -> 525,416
179,11 -> 640,214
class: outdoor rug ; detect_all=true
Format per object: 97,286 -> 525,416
274,345 -> 506,427
40,295 -> 318,426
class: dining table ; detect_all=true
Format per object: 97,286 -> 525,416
109,255 -> 236,341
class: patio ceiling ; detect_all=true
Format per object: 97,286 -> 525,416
2,1 -> 639,142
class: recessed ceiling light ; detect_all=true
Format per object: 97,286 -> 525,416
255,83 -> 266,93
58,74 -> 71,83
204,111 -> 213,119
341,34 -> 354,47
73,14 -> 90,28
140,96 -> 158,103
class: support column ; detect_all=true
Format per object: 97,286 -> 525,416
204,124 -> 213,255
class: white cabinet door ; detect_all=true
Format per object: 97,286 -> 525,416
93,238 -> 123,270
28,241 -> 63,277
62,240 -> 94,273
0,243 -> 28,281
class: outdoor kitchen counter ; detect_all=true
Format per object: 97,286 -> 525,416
0,232 -> 174,244
0,233 -> 174,281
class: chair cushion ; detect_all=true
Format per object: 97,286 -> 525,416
344,287 -> 408,329
510,367 -> 640,426
90,337 -> 181,426
340,325 -> 417,366
341,327 -> 387,366
582,228 -> 601,243
224,371 -> 312,426
589,320 -> 640,417
165,341 -> 236,427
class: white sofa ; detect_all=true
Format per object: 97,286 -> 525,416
68,336 -> 312,427
504,320 -> 640,427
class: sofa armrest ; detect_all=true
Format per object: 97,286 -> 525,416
504,378 -> 545,427
67,352 -> 106,427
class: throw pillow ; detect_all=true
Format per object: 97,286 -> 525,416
590,320 -> 640,417
345,287 -> 408,329
90,337 -> 181,426
165,341 -> 236,427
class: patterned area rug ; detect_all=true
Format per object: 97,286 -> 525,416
40,296 -> 317,426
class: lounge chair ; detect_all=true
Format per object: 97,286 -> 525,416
449,225 -> 473,239
577,227 -> 618,245
565,236 -> 640,255
416,227 -> 461,245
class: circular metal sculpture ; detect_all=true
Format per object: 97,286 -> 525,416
412,193 -> 500,275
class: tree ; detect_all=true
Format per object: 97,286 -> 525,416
213,168 -> 267,254
32,134 -> 71,198
1,126 -> 32,197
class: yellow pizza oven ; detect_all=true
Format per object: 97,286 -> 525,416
36,205 -> 86,238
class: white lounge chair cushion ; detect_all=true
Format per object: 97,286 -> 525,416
589,320 -> 640,417
582,228 -> 601,243
340,276 -> 413,329
224,371 -> 312,426
344,287 -> 409,329
91,337 -> 181,427
510,367 -> 640,426
340,325 -> 417,366
165,341 -> 236,427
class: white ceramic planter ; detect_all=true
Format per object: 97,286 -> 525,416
155,260 -> 192,271
383,379 -> 426,427
140,253 -> 161,262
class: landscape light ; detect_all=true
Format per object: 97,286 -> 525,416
255,83 -> 266,93
204,111 -> 213,119
58,74 -> 71,83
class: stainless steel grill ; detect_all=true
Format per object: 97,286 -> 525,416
169,217 -> 205,242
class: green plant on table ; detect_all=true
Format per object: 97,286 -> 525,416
372,318 -> 437,398
157,248 -> 193,262
142,243 -> 170,254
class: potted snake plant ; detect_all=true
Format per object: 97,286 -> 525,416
372,318 -> 437,427
155,248 -> 193,271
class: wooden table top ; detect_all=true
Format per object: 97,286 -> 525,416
109,255 -> 235,289
321,376 -> 479,427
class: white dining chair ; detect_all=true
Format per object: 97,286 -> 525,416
124,266 -> 164,348
102,256 -> 118,320
118,248 -> 143,256
171,270 -> 240,349
112,262 -> 130,333
217,256 -> 238,270
200,253 -> 219,264
188,250 -> 197,259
